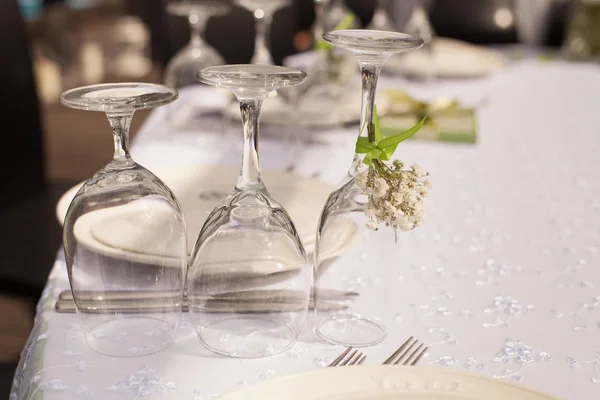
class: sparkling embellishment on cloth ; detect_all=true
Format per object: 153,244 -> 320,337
476,259 -> 523,286
108,366 -> 176,396
566,352 -> 600,383
464,357 -> 486,370
313,356 -> 334,367
552,296 -> 600,332
430,356 -> 459,367
492,339 -> 552,381
483,295 -> 534,328
193,390 -> 219,399
287,346 -> 308,359
30,375 -> 95,398
37,330 -> 52,341
259,370 -> 276,380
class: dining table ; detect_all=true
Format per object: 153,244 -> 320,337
10,53 -> 600,400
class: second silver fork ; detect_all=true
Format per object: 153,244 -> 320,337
382,336 -> 428,365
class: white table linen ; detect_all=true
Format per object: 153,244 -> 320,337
10,59 -> 600,400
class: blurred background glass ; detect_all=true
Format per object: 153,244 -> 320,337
164,1 -> 229,88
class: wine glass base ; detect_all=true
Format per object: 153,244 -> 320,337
83,316 -> 175,357
315,315 -> 387,347
198,65 -> 307,94
60,83 -> 178,112
198,317 -> 297,358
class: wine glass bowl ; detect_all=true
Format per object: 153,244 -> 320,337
61,83 -> 187,357
189,65 -> 311,358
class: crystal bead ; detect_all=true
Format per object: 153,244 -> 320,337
47,379 -> 67,390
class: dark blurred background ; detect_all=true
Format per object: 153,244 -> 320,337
0,0 -> 577,396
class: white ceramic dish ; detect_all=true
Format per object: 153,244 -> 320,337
223,88 -> 362,128
387,37 -> 505,78
56,165 -> 358,264
216,365 -> 560,400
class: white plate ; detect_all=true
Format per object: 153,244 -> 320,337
216,365 -> 559,400
387,37 -> 505,78
223,88 -> 360,128
224,87 -> 393,128
56,165 -> 358,262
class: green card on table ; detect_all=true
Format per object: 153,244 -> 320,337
379,89 -> 477,144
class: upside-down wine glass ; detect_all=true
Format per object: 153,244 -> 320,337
367,0 -> 395,32
403,0 -> 436,81
164,1 -> 229,89
61,83 -> 187,357
188,65 -> 311,358
314,30 -> 423,347
237,0 -> 291,65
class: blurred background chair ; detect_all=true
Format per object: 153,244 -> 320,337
0,0 -> 66,396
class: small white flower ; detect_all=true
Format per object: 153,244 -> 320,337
411,164 -> 427,177
357,172 -> 368,189
413,201 -> 424,213
365,208 -> 377,218
383,201 -> 396,212
398,217 -> 414,231
423,179 -> 432,190
394,209 -> 405,219
365,220 -> 378,231
373,186 -> 387,197
373,178 -> 389,197
404,190 -> 419,205
416,185 -> 429,196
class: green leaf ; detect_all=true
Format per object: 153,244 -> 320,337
355,142 -> 375,153
373,105 -> 383,143
376,115 -> 427,149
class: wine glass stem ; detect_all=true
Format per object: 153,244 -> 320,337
189,12 -> 208,47
236,99 -> 263,190
107,112 -> 133,163
359,63 -> 383,142
252,12 -> 273,64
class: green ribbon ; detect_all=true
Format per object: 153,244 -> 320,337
355,105 -> 427,166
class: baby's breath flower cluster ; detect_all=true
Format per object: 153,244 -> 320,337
357,160 -> 431,232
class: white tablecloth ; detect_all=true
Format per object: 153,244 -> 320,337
11,59 -> 600,400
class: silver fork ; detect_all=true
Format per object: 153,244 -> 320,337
328,346 -> 367,367
382,336 -> 428,365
